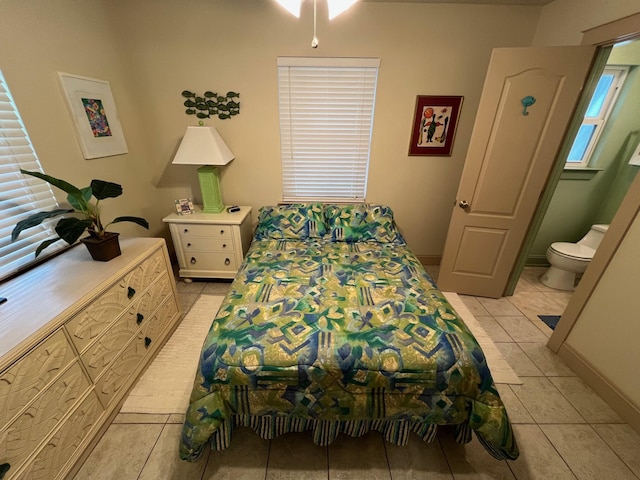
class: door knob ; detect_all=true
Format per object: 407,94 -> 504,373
459,200 -> 470,210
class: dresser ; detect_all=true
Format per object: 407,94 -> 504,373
163,206 -> 252,281
0,238 -> 181,480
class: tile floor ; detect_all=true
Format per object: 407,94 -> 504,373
73,267 -> 640,480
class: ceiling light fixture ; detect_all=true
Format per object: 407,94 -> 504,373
274,0 -> 359,48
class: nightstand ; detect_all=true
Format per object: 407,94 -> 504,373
163,206 -> 253,281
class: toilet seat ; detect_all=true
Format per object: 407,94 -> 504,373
549,242 -> 595,261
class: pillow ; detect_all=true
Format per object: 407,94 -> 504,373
325,204 -> 402,243
253,203 -> 327,240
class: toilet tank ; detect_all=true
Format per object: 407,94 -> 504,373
578,224 -> 609,249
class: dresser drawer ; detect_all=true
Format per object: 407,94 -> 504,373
127,248 -> 167,293
143,296 -> 179,344
81,311 -> 141,382
0,330 -> 76,431
180,236 -> 235,253
12,390 -> 104,480
66,249 -> 168,353
80,275 -> 174,382
178,223 -> 233,239
183,252 -> 238,272
94,332 -> 150,407
136,274 -> 173,319
0,361 -> 90,475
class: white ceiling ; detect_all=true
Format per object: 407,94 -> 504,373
362,0 -> 554,5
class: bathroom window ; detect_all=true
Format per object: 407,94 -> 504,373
0,69 -> 64,281
277,57 -> 379,202
565,66 -> 628,168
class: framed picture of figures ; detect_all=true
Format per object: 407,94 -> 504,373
59,72 -> 128,159
408,95 -> 463,156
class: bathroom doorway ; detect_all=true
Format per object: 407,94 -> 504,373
513,37 -> 640,316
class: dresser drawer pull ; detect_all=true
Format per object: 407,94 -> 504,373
1,463 -> 10,479
187,242 -> 192,247
183,228 -> 189,233
190,257 -> 197,264
220,229 -> 225,235
225,258 -> 230,266
136,313 -> 144,325
128,287 -> 136,299
144,337 -> 152,348
222,243 -> 227,248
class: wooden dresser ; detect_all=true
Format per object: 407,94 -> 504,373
0,237 -> 181,480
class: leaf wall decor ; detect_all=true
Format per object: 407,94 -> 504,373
181,90 -> 240,120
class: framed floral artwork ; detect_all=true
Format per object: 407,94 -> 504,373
408,95 -> 463,156
59,72 -> 128,159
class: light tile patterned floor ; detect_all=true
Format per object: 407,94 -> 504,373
74,268 -> 640,480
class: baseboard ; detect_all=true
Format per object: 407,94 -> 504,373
417,255 -> 441,266
525,255 -> 550,267
558,343 -> 640,434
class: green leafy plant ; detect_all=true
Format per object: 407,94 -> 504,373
12,170 -> 149,257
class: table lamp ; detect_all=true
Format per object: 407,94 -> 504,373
172,125 -> 234,213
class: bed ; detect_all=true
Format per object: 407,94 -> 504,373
179,203 -> 518,461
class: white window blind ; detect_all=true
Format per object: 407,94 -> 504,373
277,57 -> 379,202
0,70 -> 63,281
566,66 -> 628,168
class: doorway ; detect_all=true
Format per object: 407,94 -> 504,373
511,37 -> 640,318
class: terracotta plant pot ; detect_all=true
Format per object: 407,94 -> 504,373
80,232 -> 121,261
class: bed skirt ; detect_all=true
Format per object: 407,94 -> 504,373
181,414 -> 516,461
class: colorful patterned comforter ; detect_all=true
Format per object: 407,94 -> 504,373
180,236 -> 518,461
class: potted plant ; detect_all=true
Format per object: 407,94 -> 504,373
11,169 -> 149,261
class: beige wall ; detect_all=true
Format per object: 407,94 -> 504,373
2,0 -> 639,257
106,0 -> 540,255
536,3 -> 640,424
0,0 -> 165,239
530,40 -> 640,261
533,0 -> 640,46
565,208 -> 640,405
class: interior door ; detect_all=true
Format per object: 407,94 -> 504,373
437,46 -> 596,298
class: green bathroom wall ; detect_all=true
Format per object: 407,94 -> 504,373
528,40 -> 640,265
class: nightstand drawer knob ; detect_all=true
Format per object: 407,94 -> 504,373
187,243 -> 192,247
136,313 -> 144,325
225,258 -> 231,266
190,257 -> 197,264
183,228 -> 189,233
144,337 -> 152,348
220,229 -> 225,235
127,287 -> 136,299
222,244 -> 227,248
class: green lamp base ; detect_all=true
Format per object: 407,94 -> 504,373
197,165 -> 225,213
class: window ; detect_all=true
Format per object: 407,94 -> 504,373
566,66 -> 628,168
0,69 -> 63,281
277,57 -> 379,202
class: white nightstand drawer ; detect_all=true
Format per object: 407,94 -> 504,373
184,252 -> 238,272
178,223 -> 233,239
164,207 -> 252,280
180,236 -> 235,253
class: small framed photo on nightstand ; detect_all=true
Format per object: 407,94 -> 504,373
175,198 -> 194,215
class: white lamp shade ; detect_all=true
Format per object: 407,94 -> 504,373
172,126 -> 235,166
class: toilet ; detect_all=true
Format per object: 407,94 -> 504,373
540,224 -> 609,291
